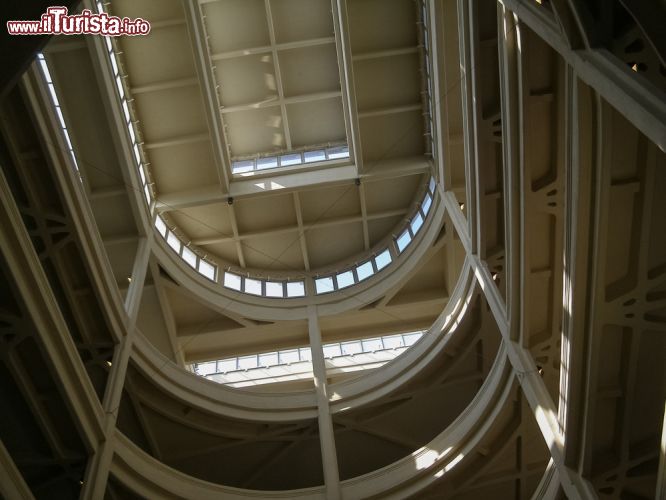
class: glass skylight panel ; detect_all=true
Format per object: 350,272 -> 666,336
280,153 -> 302,166
299,347 -> 312,361
382,335 -> 405,349
238,355 -> 258,370
356,260 -> 374,281
115,76 -> 124,99
396,229 -> 412,253
244,278 -> 262,296
138,162 -> 146,184
422,193 -> 432,215
265,281 -> 284,298
326,146 -> 349,159
217,358 -> 237,372
110,53 -> 119,76
403,332 -> 424,346
199,260 -> 216,281
123,100 -> 131,123
257,156 -> 278,170
286,281 -> 306,298
166,231 -> 181,252
232,160 -> 254,174
336,270 -> 355,289
259,352 -> 279,367
304,150 -> 326,163
55,107 -> 66,129
341,340 -> 363,355
47,84 -> 59,106
197,361 -> 217,375
375,249 -> 392,270
143,184 -> 151,203
128,123 -> 136,144
223,272 -> 242,291
279,349 -> 300,364
410,212 -> 424,234
182,246 -> 197,268
429,177 -> 436,193
362,338 -> 383,352
154,216 -> 167,236
315,276 -> 335,294
323,344 -> 342,358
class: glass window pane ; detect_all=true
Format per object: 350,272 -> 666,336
47,83 -> 60,106
217,358 -> 237,372
286,281 -> 305,297
422,193 -> 432,215
265,281 -> 284,298
154,216 -> 167,236
166,231 -> 181,253
224,272 -> 242,291
341,341 -> 362,355
232,160 -> 254,174
375,249 -> 392,270
356,260 -> 374,281
244,278 -> 262,295
323,344 -> 342,358
403,332 -> 424,346
362,338 -> 384,352
257,156 -> 278,170
182,246 -> 197,268
304,150 -> 326,163
336,270 -> 355,289
199,260 -> 216,281
280,153 -> 302,166
238,355 -> 258,370
279,349 -> 300,364
410,212 -> 424,234
259,352 -> 279,367
382,335 -> 404,349
429,177 -> 436,193
143,185 -> 151,203
396,229 -> 412,252
196,361 -> 217,376
315,276 -> 334,294
299,347 -> 312,361
326,146 -> 349,159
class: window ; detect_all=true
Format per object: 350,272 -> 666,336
238,355 -> 258,370
410,212 -> 424,234
382,335 -> 404,349
224,272 -> 242,291
265,281 -> 284,298
182,246 -> 197,268
217,358 -> 237,372
257,156 -> 278,170
362,338 -> 383,352
336,270 -> 355,289
403,332 -> 423,346
280,153 -> 301,166
232,160 -> 254,174
166,231 -> 181,252
154,216 -> 167,236
244,278 -> 262,296
356,260 -> 374,281
323,344 -> 342,358
199,260 -> 216,281
422,193 -> 432,215
197,361 -> 217,375
341,341 -> 362,355
326,145 -> 349,159
259,352 -> 279,367
279,349 -> 300,364
315,276 -> 335,294
396,229 -> 412,253
286,281 -> 306,298
304,150 -> 326,163
375,249 -> 392,270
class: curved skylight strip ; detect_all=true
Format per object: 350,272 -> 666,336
232,145 -> 350,175
95,1 -> 218,282
191,330 -> 426,385
36,54 -> 81,179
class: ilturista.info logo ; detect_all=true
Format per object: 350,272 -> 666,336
7,7 -> 150,36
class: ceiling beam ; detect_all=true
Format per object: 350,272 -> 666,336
155,156 -> 429,212
220,90 -> 342,114
183,0 -> 231,192
331,0 -> 364,173
191,207 -> 407,246
293,192 -> 311,271
210,37 -> 335,61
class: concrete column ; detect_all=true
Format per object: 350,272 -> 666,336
307,306 -> 341,500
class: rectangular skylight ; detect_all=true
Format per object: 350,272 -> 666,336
422,193 -> 432,214
154,216 -> 167,236
182,246 -> 198,268
257,156 -> 278,170
374,249 -> 392,270
265,281 -> 284,298
336,270 -> 355,289
166,231 -> 181,252
286,281 -> 306,297
199,260 -> 216,281
304,150 -> 326,163
410,212 -> 424,234
396,229 -> 412,253
356,260 -> 374,281
244,278 -> 262,295
315,276 -> 335,294
224,272 -> 242,291
280,153 -> 302,166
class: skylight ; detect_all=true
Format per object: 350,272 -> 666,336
191,330 -> 426,388
232,145 -> 350,175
